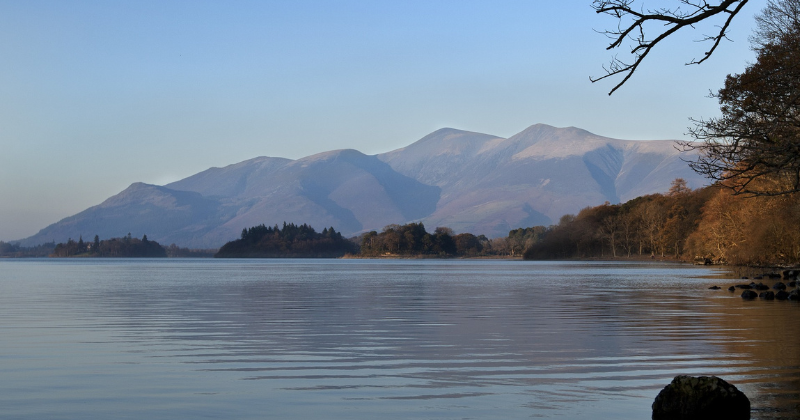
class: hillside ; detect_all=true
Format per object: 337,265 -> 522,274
19,124 -> 706,247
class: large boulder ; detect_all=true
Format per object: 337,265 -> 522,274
652,375 -> 750,420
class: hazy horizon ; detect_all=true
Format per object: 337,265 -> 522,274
0,0 -> 767,241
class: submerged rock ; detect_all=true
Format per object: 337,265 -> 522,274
652,375 -> 750,420
728,286 -> 736,292
776,290 -> 790,300
735,284 -> 752,289
759,291 -> 775,300
753,283 -> 770,291
772,282 -> 786,290
789,289 -> 800,301
741,290 -> 758,299
708,286 -> 721,290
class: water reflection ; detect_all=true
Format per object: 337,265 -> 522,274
0,259 -> 798,419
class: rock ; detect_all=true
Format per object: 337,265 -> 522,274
728,286 -> 736,292
776,290 -> 790,300
789,281 -> 797,287
741,276 -> 749,280
789,289 -> 800,301
753,283 -> 770,291
652,375 -> 750,420
741,290 -> 758,299
708,286 -> 721,290
772,282 -> 786,290
767,273 -> 781,279
759,291 -> 775,300
753,276 -> 763,280
735,284 -> 752,289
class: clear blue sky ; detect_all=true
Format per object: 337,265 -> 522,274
0,0 -> 766,241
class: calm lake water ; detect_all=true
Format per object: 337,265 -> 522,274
0,259 -> 798,419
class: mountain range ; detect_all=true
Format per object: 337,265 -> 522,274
19,124 -> 707,247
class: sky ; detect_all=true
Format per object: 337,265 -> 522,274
0,0 -> 767,242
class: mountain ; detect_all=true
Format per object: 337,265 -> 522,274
19,124 -> 707,247
378,124 -> 699,234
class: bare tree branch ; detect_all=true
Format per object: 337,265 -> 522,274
591,0 -> 750,95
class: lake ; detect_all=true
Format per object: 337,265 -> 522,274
0,259 -> 798,419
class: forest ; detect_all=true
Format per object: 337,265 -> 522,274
51,233 -> 168,258
522,179 -> 800,266
0,241 -> 55,258
215,222 -> 358,258
358,223 -> 487,257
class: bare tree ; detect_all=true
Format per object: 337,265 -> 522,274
599,215 -> 619,257
681,0 -> 800,196
592,0 -> 750,94
751,0 -> 800,48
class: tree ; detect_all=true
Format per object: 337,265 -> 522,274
751,0 -> 800,48
681,0 -> 800,196
592,0 -> 751,94
668,178 -> 691,196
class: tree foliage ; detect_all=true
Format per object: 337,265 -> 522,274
521,179 -> 800,265
358,223 -> 494,257
215,222 -> 357,258
682,0 -> 800,196
0,241 -> 55,258
51,234 -> 167,257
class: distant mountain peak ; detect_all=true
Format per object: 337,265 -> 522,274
296,148 -> 367,164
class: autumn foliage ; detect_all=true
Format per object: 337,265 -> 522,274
523,179 -> 800,265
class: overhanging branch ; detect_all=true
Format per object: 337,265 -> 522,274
591,0 -> 750,95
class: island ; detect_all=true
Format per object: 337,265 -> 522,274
51,234 -> 167,258
215,223 -> 357,258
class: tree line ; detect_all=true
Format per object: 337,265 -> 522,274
51,233 -> 167,258
522,179 -> 800,266
0,241 -> 55,258
217,221 -> 519,258
358,223 -> 488,257
215,222 -> 358,258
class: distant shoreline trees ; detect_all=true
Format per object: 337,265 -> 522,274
50,233 -> 167,258
358,223 -> 488,257
0,241 -> 55,258
521,179 -> 800,266
215,222 -> 357,258
10,177 -> 800,265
